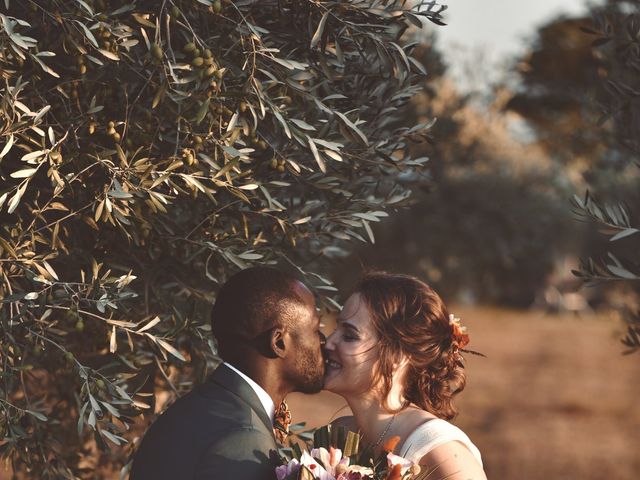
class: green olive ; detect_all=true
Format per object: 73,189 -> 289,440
151,43 -> 163,60
75,320 -> 84,332
183,42 -> 196,53
192,57 -> 204,67
213,0 -> 222,13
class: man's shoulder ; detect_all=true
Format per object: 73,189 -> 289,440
153,373 -> 263,432
130,375 -> 276,480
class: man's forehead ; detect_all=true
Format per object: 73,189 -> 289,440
291,280 -> 315,302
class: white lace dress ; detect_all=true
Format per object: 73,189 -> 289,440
399,419 -> 483,467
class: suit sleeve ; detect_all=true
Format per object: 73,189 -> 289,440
195,427 -> 278,480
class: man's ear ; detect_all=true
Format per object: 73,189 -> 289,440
270,327 -> 287,359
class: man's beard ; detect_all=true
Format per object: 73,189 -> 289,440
293,347 -> 325,394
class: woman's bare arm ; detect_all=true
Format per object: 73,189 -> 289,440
418,441 -> 487,480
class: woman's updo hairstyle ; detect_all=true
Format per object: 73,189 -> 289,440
355,271 -> 467,420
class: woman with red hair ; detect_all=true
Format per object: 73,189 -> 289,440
324,271 -> 486,479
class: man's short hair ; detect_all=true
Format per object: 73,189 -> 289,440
211,267 -> 305,359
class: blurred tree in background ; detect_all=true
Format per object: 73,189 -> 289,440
339,0 -> 640,314
570,0 -> 640,353
335,48 -> 582,307
505,0 -> 640,338
0,0 -> 445,477
506,16 -> 605,166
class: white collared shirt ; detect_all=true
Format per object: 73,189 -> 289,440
223,362 -> 275,423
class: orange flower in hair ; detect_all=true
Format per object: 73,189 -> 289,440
448,314 -> 470,349
381,435 -> 401,453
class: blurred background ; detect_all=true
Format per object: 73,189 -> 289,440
289,1 -> 640,479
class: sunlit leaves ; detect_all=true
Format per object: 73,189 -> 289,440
0,0 -> 443,477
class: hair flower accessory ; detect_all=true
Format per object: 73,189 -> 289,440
449,314 -> 470,349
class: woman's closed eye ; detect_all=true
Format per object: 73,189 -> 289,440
335,320 -> 361,342
336,324 -> 359,342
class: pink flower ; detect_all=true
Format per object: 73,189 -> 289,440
386,452 -> 416,477
310,447 -> 350,477
299,450 -> 335,480
335,464 -> 375,479
276,458 -> 300,480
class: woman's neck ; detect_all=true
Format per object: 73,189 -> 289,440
343,392 -> 405,448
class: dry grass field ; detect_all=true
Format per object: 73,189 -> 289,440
288,307 -> 640,480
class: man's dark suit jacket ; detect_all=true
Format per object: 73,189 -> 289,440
130,363 -> 278,480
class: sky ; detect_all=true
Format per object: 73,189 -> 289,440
434,0 -> 590,91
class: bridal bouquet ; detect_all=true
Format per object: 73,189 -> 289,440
277,426 -> 420,480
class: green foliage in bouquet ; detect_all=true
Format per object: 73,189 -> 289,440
0,0 -> 444,477
571,1 -> 640,353
279,424 -> 437,480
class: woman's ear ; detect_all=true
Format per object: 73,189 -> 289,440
270,327 -> 287,359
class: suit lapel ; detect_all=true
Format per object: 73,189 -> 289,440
208,363 -> 275,437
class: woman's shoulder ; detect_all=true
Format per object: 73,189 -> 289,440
400,416 -> 483,467
396,407 -> 437,434
403,416 -> 474,447
407,417 -> 466,439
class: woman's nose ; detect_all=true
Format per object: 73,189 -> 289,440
323,331 -> 336,350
